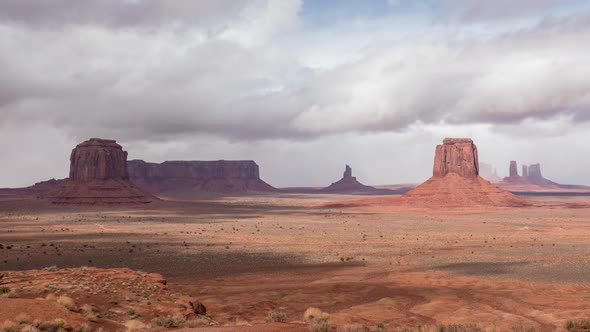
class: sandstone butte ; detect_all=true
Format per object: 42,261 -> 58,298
46,138 -> 153,205
320,165 -> 377,193
402,138 -> 529,207
126,159 -> 278,195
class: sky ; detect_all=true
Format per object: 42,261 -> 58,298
1,0 -> 589,188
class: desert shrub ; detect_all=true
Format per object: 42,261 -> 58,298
73,324 -> 92,332
304,307 -> 330,332
80,304 -> 98,322
266,309 -> 288,323
184,320 -> 199,328
36,319 -> 66,332
396,325 -> 484,332
15,314 -> 32,324
566,319 -> 590,332
337,323 -> 369,332
0,320 -> 19,332
304,307 -> 330,323
20,325 -> 40,332
0,287 -> 17,298
124,320 -> 146,331
56,296 -> 77,312
437,324 -> 483,332
308,318 -> 330,332
151,315 -> 186,328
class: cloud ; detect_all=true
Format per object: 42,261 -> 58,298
0,1 -> 589,145
437,0 -> 585,21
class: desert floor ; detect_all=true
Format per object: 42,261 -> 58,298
1,194 -> 590,331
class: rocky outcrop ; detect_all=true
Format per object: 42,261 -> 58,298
528,164 -> 542,179
47,138 -> 153,205
522,165 -> 528,178
433,138 -> 479,178
403,138 -> 528,207
509,161 -> 519,177
320,165 -> 377,193
127,160 -> 278,195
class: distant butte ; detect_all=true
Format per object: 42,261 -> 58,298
46,138 -> 153,205
402,138 -> 528,207
498,161 -> 590,191
320,165 -> 378,193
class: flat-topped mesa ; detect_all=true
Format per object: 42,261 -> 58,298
522,165 -> 529,178
509,161 -> 519,177
46,138 -> 152,205
433,138 -> 479,178
127,160 -> 278,194
70,138 -> 129,181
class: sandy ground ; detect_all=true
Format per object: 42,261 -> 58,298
1,194 -> 590,331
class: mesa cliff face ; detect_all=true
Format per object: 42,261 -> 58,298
69,139 -> 129,181
127,160 -> 278,195
47,138 -> 153,204
433,138 -> 479,178
403,138 -> 528,207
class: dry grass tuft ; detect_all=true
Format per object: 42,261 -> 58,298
0,287 -> 17,298
73,324 -> 92,332
56,296 -> 77,312
124,319 -> 146,331
15,314 -> 32,325
266,309 -> 288,323
304,307 -> 330,332
308,319 -> 330,332
337,323 -> 369,332
0,320 -> 20,332
396,324 -> 487,332
151,315 -> 186,328
80,304 -> 98,322
566,319 -> 590,332
20,325 -> 40,332
36,318 -> 66,332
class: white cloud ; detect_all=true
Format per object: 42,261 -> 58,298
0,0 -> 589,187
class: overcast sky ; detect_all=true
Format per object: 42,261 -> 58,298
1,0 -> 589,188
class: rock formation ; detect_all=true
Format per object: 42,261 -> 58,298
500,162 -> 556,188
403,138 -> 528,207
127,160 -> 278,195
528,164 -> 542,179
69,139 -> 129,181
47,138 -> 153,204
499,161 -> 590,191
433,138 -> 479,178
320,165 -> 377,193
509,161 -> 519,177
